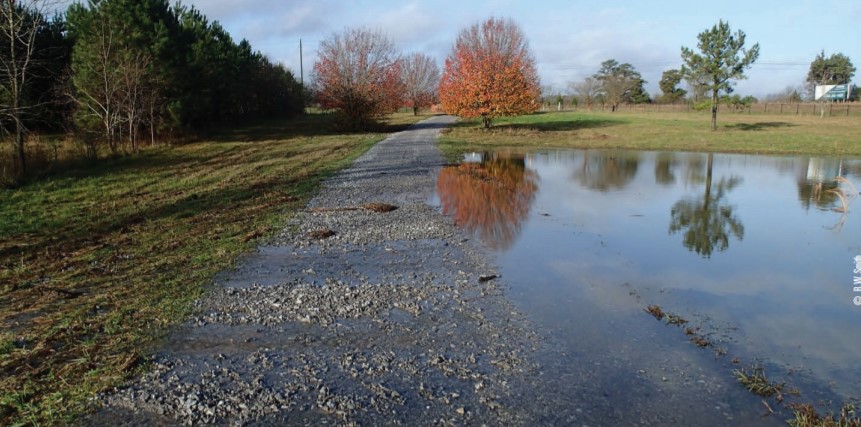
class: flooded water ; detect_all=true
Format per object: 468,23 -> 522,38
435,149 -> 861,423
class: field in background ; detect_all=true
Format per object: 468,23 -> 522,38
439,110 -> 861,158
0,112 -> 424,425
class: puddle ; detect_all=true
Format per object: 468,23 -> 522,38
436,150 -> 861,419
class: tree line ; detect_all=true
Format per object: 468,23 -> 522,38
8,2 -> 856,181
566,48 -> 855,109
2,0 -> 305,180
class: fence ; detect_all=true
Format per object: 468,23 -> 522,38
549,101 -> 861,117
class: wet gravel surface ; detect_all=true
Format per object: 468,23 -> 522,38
90,116 -> 543,426
89,116 -> 785,426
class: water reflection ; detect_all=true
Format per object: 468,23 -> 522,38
435,149 -> 861,417
574,150 -> 640,191
437,153 -> 538,250
668,153 -> 745,258
797,158 -> 845,211
654,153 -> 677,186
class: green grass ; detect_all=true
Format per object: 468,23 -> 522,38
789,403 -> 861,427
438,111 -> 861,159
0,112 -> 424,425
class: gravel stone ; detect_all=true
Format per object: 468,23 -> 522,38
88,116 -> 539,426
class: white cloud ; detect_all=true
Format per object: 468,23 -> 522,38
172,0 -> 857,97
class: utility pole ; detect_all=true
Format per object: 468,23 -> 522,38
299,39 -> 304,86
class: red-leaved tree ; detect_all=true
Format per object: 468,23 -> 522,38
400,52 -> 440,115
312,28 -> 403,129
439,18 -> 540,128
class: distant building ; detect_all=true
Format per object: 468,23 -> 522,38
814,84 -> 856,101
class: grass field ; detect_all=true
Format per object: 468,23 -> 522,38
0,112 -> 423,425
438,110 -> 861,159
2,108 -> 858,425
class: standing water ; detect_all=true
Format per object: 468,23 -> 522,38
435,150 -> 861,425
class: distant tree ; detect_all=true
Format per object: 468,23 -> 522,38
400,52 -> 439,115
681,20 -> 760,130
312,27 -> 403,129
721,94 -> 756,112
439,17 -> 540,128
67,0 -> 180,152
175,7 -> 303,127
764,85 -> 804,103
807,51 -> 855,86
683,66 -> 709,103
570,76 -> 600,110
593,59 -> 648,112
658,69 -> 687,103
0,0 -> 59,178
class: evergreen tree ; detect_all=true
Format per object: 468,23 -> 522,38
681,20 -> 759,130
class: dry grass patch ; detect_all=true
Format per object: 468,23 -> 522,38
0,112 -> 425,425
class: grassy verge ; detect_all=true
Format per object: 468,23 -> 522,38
0,112 -> 425,425
438,111 -> 861,159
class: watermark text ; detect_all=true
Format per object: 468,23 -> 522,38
854,256 -> 861,306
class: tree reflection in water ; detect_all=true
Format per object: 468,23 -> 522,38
575,150 -> 640,191
669,153 -> 744,258
437,153 -> 538,250
654,153 -> 677,186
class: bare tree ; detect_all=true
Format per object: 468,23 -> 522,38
0,0 -> 56,178
400,52 -> 439,115
684,68 -> 709,103
593,60 -> 646,112
117,51 -> 154,152
69,11 -> 123,152
312,27 -> 404,129
570,77 -> 600,111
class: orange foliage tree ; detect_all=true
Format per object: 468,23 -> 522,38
312,27 -> 404,129
439,18 -> 541,128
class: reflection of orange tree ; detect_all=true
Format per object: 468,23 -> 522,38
437,154 -> 538,250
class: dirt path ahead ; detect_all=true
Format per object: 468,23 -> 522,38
89,115 -> 539,426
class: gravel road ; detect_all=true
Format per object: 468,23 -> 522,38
89,115 -> 542,426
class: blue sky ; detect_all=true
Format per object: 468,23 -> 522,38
190,0 -> 860,97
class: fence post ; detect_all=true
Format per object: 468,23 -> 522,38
764,103 -> 768,113
830,103 -> 833,116
780,103 -> 783,114
796,103 -> 799,115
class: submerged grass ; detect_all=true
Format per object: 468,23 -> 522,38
438,111 -> 861,159
733,365 -> 784,398
789,403 -> 861,427
0,112 -> 424,425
